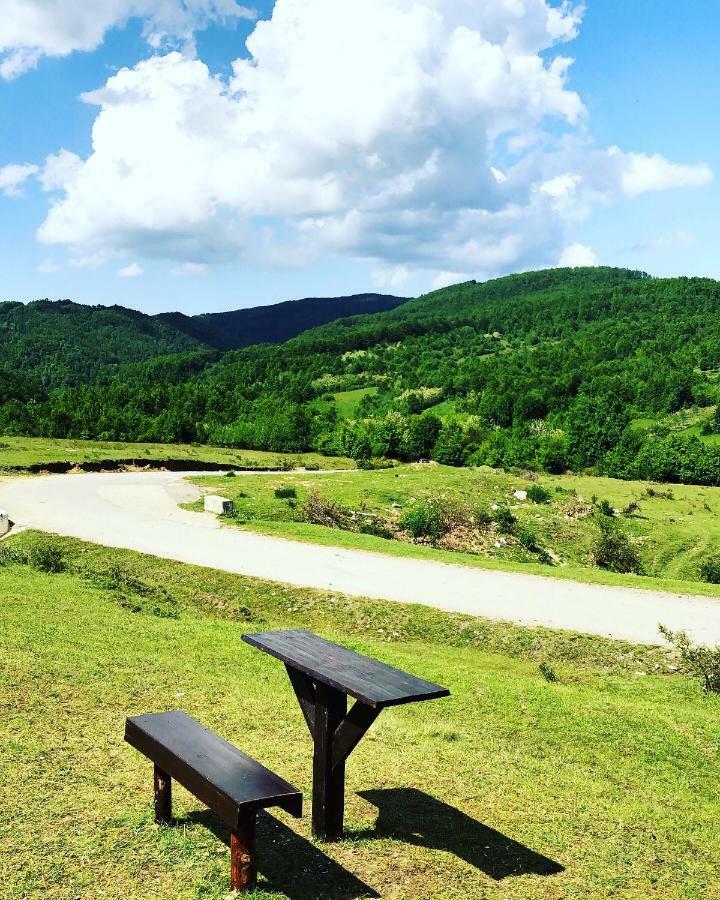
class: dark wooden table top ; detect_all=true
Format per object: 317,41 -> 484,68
242,630 -> 450,708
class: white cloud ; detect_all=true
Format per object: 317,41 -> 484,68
607,147 -> 713,197
0,163 -> 39,197
172,262 -> 208,276
558,242 -> 598,267
372,265 -> 410,289
432,270 -> 471,290
117,261 -> 144,277
12,0 -> 712,282
626,228 -> 693,253
0,1 -> 256,78
40,150 -> 84,192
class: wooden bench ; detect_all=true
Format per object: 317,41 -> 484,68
242,629 -> 450,842
125,710 -> 302,892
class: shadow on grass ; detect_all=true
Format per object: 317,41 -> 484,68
354,788 -> 564,881
182,809 -> 379,899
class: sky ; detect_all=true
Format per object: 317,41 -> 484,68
0,0 -> 717,315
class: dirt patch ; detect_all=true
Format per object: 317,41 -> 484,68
9,458 -> 282,475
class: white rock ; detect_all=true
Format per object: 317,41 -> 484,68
514,490 -> 528,501
204,495 -> 234,515
0,509 -> 9,536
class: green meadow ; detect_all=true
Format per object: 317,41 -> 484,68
191,463 -> 720,598
1,532 -> 718,899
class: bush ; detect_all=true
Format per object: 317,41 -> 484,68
492,507 -> 516,534
274,486 -> 297,499
592,518 -> 642,574
301,492 -> 354,529
699,555 -> 720,584
29,541 -> 66,574
400,500 -> 445,541
659,625 -> 720,694
596,499 -> 615,517
526,484 -> 551,504
304,462 -> 320,471
539,662 -> 559,683
224,470 -> 236,477
518,527 -> 540,552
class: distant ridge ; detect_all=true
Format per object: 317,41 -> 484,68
156,292 -> 409,351
0,291 -> 409,389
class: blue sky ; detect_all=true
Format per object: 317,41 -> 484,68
0,0 -> 717,314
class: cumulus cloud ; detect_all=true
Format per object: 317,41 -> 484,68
0,1 -> 256,78
607,147 -> 713,197
558,242 -> 598,267
117,261 -> 144,277
0,163 -> 39,197
15,0 -> 714,283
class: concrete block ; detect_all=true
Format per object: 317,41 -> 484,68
0,509 -> 9,536
204,495 -> 234,515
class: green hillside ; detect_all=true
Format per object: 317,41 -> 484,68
7,267 -> 720,486
0,299 -> 205,388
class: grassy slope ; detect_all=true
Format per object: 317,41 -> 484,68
1,533 -> 717,899
0,436 -> 353,471
189,464 -> 720,598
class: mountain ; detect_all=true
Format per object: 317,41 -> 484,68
8,267 -> 720,487
0,293 -> 409,389
155,293 -> 409,351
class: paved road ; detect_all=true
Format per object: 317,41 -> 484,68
1,470 -> 719,645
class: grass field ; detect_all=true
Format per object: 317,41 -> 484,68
189,463 -> 720,597
0,436 -> 352,472
1,531 -> 718,899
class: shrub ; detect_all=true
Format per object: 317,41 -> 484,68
304,462 -> 320,471
29,541 -> 66,574
699,555 -> 720,584
596,499 -> 615,517
274,486 -> 297,499
526,484 -> 551,504
659,625 -> 720,694
301,492 -> 354,529
539,662 -> 558,683
224,470 -> 236,478
400,500 -> 445,541
518,527 -> 540,553
492,507 -> 517,534
623,500 -> 641,517
592,518 -> 642,574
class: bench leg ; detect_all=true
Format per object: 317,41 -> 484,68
230,813 -> 257,892
153,764 -> 172,825
312,682 -> 347,842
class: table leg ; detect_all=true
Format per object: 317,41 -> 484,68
312,682 -> 347,841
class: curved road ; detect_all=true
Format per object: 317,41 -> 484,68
1,470 -> 720,646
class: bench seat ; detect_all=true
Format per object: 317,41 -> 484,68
125,710 -> 302,891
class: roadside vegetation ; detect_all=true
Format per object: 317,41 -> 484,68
191,463 -> 720,596
0,436 -> 352,473
1,531 -> 718,898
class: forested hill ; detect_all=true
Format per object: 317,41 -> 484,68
157,293 -> 409,351
0,292 -> 408,389
7,266 -> 720,487
0,299 -> 204,389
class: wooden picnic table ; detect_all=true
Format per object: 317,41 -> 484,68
242,629 -> 450,841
